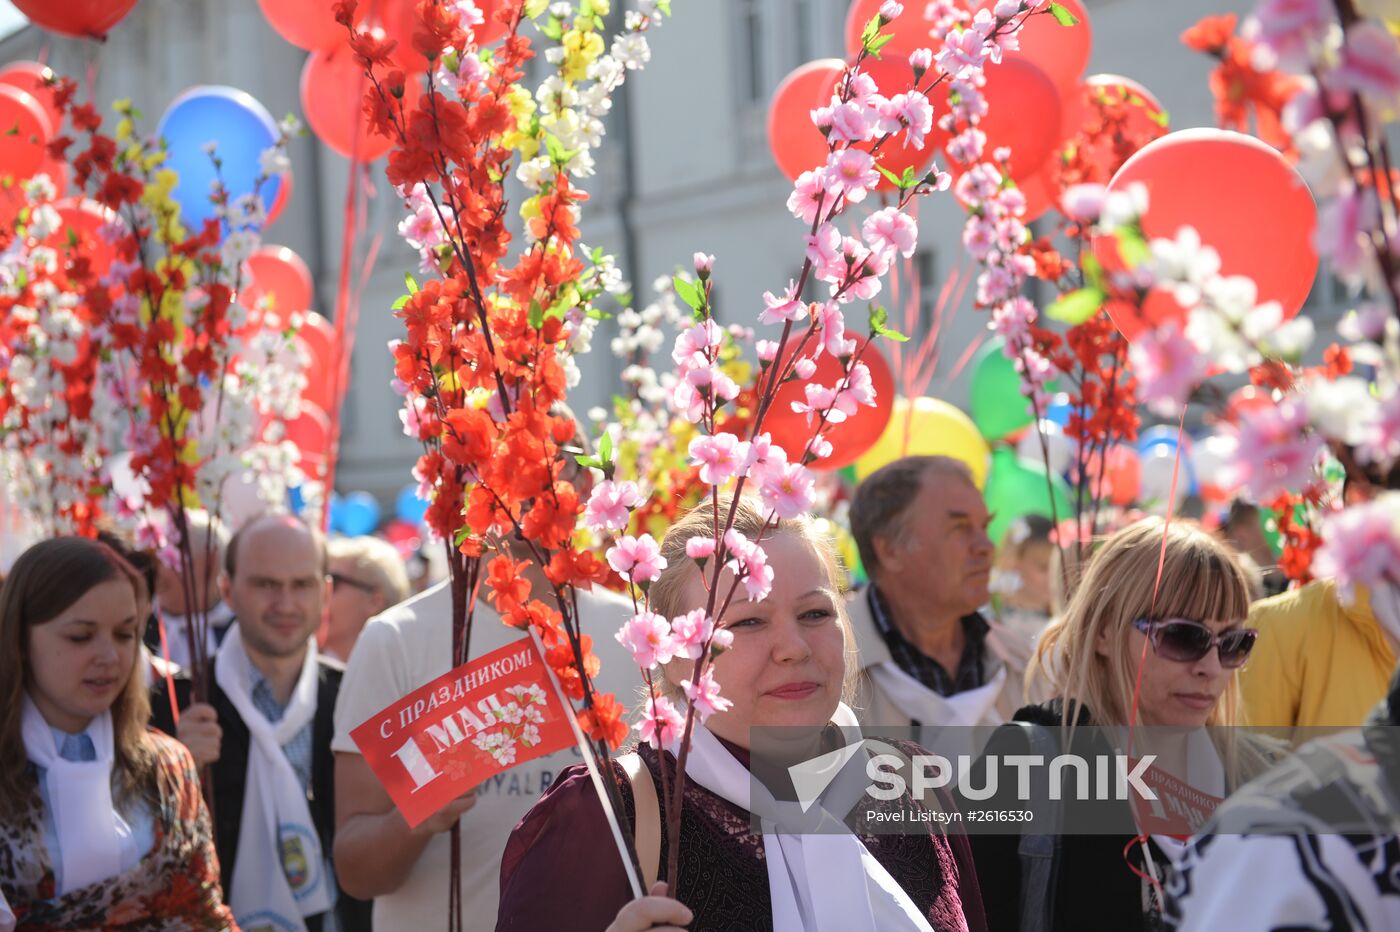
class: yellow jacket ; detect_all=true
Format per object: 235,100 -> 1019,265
1240,579 -> 1396,729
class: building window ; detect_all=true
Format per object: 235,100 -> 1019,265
741,0 -> 765,104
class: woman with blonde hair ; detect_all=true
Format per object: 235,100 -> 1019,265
497,496 -> 986,931
961,517 -> 1279,932
0,537 -> 232,927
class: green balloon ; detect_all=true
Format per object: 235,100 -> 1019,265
969,337 -> 1056,441
984,448 -> 1073,544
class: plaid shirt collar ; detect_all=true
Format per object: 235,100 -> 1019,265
867,585 -> 990,698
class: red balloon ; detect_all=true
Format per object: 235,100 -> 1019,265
10,0 -> 139,39
1018,163 -> 1057,222
853,54 -> 938,190
1061,74 -> 1168,182
243,245 -> 314,315
297,311 -> 340,412
768,59 -> 844,182
975,0 -> 1091,93
1094,129 -> 1317,342
301,36 -> 423,161
0,86 -> 52,180
283,403 -> 332,478
0,62 -> 62,131
267,167 -> 292,227
258,0 -> 344,51
0,155 -> 67,231
46,198 -> 121,279
383,518 -> 422,558
373,0 -> 511,64
766,338 -> 896,471
843,0 -> 945,58
976,58 -> 1062,181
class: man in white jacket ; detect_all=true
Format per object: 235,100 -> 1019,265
847,456 -> 1037,733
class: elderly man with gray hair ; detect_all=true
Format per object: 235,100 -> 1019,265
848,455 -> 1038,733
324,535 -> 412,663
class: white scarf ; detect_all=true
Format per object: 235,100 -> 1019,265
20,696 -> 124,893
862,660 -> 1008,750
158,599 -> 236,669
214,625 -> 330,929
678,704 -> 935,932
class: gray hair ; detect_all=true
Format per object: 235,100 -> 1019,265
850,455 -> 975,577
328,535 -> 411,605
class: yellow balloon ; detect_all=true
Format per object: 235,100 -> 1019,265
853,396 -> 991,488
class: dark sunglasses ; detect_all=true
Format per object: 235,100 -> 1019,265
1132,618 -> 1258,668
330,573 -> 378,595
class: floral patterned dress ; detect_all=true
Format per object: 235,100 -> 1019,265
0,729 -> 235,930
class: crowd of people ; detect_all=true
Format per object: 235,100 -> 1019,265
1,449 -> 1398,931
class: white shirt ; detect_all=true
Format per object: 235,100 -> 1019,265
331,581 -> 639,931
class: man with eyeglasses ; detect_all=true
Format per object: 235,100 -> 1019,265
325,535 -> 411,664
151,512 -> 370,932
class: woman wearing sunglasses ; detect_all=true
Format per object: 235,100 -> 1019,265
960,518 -> 1281,932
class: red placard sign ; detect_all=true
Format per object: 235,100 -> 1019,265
351,636 -> 575,827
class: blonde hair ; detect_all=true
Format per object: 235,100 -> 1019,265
1031,517 -> 1252,728
648,495 -> 858,704
328,535 -> 411,605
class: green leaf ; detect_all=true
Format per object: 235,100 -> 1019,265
599,430 -> 614,466
540,15 -> 563,40
656,0 -> 671,13
868,305 -> 910,342
4,122 -> 17,137
877,166 -> 904,188
405,271 -> 418,294
528,299 -> 544,329
392,294 -> 410,310
1046,287 -> 1105,325
1115,226 -> 1151,268
867,32 -> 895,56
672,274 -> 704,312
860,15 -> 881,49
1047,2 -> 1079,26
453,525 -> 472,548
584,306 -> 614,321
1149,108 -> 1170,128
1081,252 -> 1105,292
574,454 -> 603,470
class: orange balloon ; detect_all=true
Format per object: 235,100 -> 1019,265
0,62 -> 62,132
1095,129 -> 1317,342
975,0 -> 1091,93
301,33 -> 424,161
765,338 -> 896,471
0,86 -> 52,181
768,59 -> 844,182
852,54 -> 938,190
244,245 -> 314,314
843,0 -> 949,58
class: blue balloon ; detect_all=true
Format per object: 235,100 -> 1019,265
287,484 -> 307,516
158,86 -> 282,236
1044,394 -> 1074,428
396,484 -> 430,524
336,491 -> 381,537
1138,424 -> 1183,456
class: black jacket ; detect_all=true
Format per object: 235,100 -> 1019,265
151,655 -> 371,932
958,701 -> 1159,932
